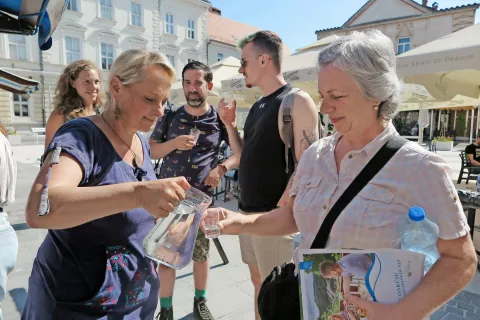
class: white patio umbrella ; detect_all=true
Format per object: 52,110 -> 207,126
397,23 -> 480,101
397,23 -> 480,142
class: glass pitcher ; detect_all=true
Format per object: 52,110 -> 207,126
143,187 -> 212,269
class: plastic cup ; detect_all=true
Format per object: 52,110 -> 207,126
190,128 -> 201,143
203,210 -> 220,239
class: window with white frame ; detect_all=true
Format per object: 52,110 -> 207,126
397,38 -> 411,54
131,2 -> 141,26
166,14 -> 174,34
65,36 -> 81,64
8,35 -> 27,60
12,93 -> 30,117
101,43 -> 114,70
187,19 -> 195,39
100,0 -> 113,19
67,0 -> 78,11
166,54 -> 175,67
217,53 -> 223,61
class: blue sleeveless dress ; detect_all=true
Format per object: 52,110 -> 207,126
22,118 -> 160,319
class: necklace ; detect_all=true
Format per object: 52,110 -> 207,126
101,113 -> 138,167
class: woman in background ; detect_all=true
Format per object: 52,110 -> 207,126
44,60 -> 106,148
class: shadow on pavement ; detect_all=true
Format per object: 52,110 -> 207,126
11,223 -> 29,231
9,287 -> 27,314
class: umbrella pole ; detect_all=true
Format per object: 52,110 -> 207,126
430,111 -> 434,139
437,110 -> 441,130
454,110 -> 457,130
474,106 -> 480,138
446,111 -> 449,131
470,109 -> 475,143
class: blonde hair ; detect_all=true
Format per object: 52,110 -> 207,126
105,49 -> 176,111
53,60 -> 106,121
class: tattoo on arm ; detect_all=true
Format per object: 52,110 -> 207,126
300,129 -> 319,151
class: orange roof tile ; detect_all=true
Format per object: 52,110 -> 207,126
207,12 -> 291,55
207,12 -> 260,46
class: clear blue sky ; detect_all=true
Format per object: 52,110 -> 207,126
210,0 -> 480,52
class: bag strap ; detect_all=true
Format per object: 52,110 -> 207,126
280,87 -> 302,174
310,135 -> 408,249
155,106 -> 176,176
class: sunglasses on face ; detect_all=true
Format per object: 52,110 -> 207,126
240,54 -> 270,68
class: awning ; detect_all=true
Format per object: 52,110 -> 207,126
0,69 -> 40,94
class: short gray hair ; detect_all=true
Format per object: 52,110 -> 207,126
317,29 -> 403,120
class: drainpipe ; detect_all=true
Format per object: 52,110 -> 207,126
206,39 -> 211,66
39,50 -> 46,127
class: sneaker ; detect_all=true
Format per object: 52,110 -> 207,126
193,297 -> 214,320
155,307 -> 173,320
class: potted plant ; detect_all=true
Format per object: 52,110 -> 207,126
433,136 -> 453,151
6,127 -> 21,145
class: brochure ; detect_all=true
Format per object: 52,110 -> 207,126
298,248 -> 425,320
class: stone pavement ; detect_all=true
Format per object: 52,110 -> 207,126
2,141 -> 480,319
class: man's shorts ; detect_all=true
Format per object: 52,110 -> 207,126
192,228 -> 210,263
238,211 -> 295,280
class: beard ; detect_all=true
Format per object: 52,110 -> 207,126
186,92 -> 206,108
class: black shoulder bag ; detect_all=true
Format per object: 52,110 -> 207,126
257,136 -> 408,320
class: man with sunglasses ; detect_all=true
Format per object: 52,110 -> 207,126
218,30 -> 319,320
150,61 -> 241,320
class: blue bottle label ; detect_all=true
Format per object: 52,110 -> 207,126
299,261 -> 313,270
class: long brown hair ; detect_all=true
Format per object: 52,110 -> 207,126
53,60 -> 106,120
0,122 -> 7,136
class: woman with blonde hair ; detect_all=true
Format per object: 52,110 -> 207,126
22,49 -> 190,319
44,59 -> 106,148
0,122 -> 17,320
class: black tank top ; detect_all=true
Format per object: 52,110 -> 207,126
239,84 -> 294,212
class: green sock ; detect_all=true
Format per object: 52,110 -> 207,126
195,289 -> 207,299
160,296 -> 173,309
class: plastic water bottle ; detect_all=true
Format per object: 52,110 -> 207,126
401,206 -> 440,274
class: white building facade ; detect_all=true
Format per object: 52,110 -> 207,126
0,0 -> 211,131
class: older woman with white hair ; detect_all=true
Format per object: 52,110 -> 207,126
211,29 -> 477,319
22,50 -> 190,319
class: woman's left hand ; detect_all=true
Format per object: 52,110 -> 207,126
345,294 -> 406,320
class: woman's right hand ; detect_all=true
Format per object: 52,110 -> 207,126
135,177 -> 190,218
202,208 -> 247,235
174,135 -> 196,150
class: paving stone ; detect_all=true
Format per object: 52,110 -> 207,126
446,305 -> 466,317
448,301 -> 459,307
466,311 -> 480,320
458,301 -> 477,312
443,314 -> 467,320
455,294 -> 473,304
431,310 -> 448,320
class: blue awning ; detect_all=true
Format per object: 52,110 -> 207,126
0,69 -> 40,94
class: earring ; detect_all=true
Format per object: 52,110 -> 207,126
114,102 -> 121,120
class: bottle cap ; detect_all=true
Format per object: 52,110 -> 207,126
409,206 -> 425,222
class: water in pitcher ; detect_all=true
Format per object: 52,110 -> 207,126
144,202 -> 202,269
